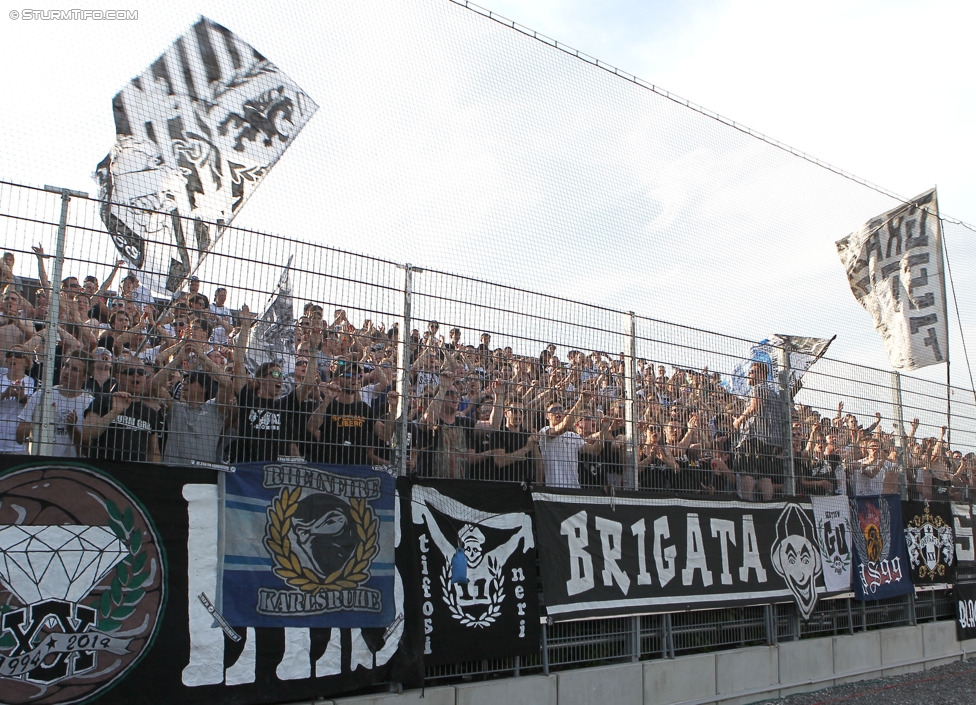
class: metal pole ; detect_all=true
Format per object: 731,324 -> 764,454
541,622 -> 550,675
891,371 -> 908,499
630,615 -> 640,662
35,186 -> 86,456
778,343 -> 795,496
623,312 -> 638,490
394,264 -> 416,476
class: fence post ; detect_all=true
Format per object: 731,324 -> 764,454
394,264 -> 415,477
777,342 -> 795,496
541,622 -> 550,675
891,371 -> 908,499
664,612 -> 674,659
631,615 -> 640,662
34,186 -> 86,456
623,312 -> 638,490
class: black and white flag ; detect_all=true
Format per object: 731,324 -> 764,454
532,490 -> 827,621
811,495 -> 853,593
902,501 -> 956,586
401,480 -> 540,666
245,256 -> 296,375
94,17 -> 317,295
836,189 -> 948,371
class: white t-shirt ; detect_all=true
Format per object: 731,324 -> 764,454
209,304 -> 233,346
0,374 -> 36,453
855,458 -> 892,496
19,387 -> 93,457
538,427 -> 584,489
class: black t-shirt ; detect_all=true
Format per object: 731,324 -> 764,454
800,453 -> 841,496
578,440 -> 616,488
467,427 -> 496,481
233,386 -> 301,463
414,415 -> 476,478
491,425 -> 534,483
308,397 -> 376,466
84,396 -> 163,462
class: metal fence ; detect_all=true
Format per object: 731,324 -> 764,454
0,179 -> 968,684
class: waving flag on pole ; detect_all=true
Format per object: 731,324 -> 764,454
245,256 -> 296,374
723,334 -> 834,397
94,17 -> 317,295
836,189 -> 948,371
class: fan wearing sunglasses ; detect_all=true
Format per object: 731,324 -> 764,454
230,306 -> 316,463
82,357 -> 162,463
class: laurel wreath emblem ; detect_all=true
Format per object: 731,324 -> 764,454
265,487 -> 378,593
441,555 -> 505,628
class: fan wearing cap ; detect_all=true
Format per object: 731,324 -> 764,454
82,356 -> 163,463
231,306 -> 316,463
305,360 -> 382,466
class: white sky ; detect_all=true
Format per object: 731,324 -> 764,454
1,0 -> 974,428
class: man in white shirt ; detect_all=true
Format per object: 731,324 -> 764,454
537,395 -> 602,488
0,346 -> 35,453
17,349 -> 92,457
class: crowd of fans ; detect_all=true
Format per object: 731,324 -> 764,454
1,246 -> 973,503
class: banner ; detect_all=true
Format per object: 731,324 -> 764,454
850,496 -> 914,600
811,495 -> 853,593
952,503 -> 976,581
220,461 -> 396,629
955,581 -> 976,641
401,479 -> 540,665
902,501 -> 956,585
0,457 -> 407,705
94,17 -> 317,294
532,491 -> 827,621
836,189 -> 948,371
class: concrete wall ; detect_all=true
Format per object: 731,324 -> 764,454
322,620 -> 966,705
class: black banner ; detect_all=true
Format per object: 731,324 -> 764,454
532,490 -> 827,621
400,479 -> 540,665
952,503 -> 976,582
902,501 -> 956,585
955,581 -> 976,641
0,458 -> 405,705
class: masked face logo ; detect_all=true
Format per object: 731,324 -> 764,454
290,493 -> 357,577
771,505 -> 822,620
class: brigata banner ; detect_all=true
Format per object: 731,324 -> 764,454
220,461 -> 396,629
400,479 -> 540,666
532,490 -> 827,622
